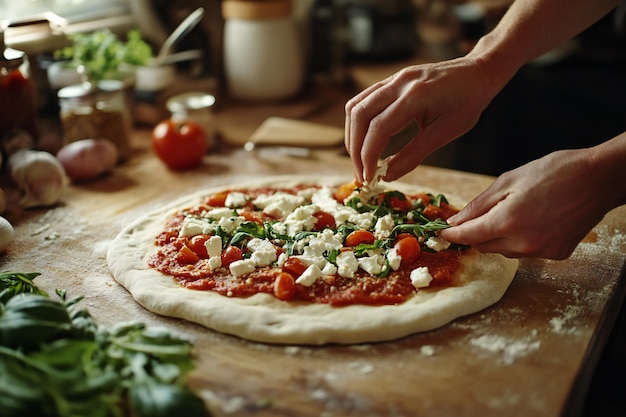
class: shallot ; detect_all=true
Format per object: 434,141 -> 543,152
56,139 -> 118,181
8,150 -> 66,208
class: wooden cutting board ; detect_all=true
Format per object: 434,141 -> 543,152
2,129 -> 625,417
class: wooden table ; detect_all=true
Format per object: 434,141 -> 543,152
2,127 -> 625,417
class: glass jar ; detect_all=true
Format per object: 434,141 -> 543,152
166,92 -> 216,150
0,29 -> 38,140
222,0 -> 304,100
57,80 -> 131,161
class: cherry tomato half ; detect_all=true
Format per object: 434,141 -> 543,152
274,272 -> 296,301
393,234 -> 421,267
282,257 -> 307,278
221,245 -> 243,267
151,119 -> 208,170
345,229 -> 376,247
188,235 -> 209,258
313,211 -> 336,231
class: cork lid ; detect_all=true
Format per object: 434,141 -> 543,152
222,0 -> 292,20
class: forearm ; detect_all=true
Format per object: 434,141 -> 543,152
467,0 -> 622,95
587,131 -> 626,211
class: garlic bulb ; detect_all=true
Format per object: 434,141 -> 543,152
0,216 -> 14,252
9,150 -> 66,208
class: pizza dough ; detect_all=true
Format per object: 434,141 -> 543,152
107,175 -> 518,345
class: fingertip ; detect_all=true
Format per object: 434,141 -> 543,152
446,213 -> 460,226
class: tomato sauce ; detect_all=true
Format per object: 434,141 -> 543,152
147,186 -> 464,307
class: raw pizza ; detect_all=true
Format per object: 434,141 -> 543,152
107,175 -> 518,345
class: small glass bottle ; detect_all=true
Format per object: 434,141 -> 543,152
57,80 -> 131,161
0,29 -> 38,140
166,92 -> 216,150
222,0 -> 304,101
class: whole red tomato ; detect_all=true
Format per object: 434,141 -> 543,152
151,119 -> 208,170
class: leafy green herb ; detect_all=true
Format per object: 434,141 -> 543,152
230,221 -> 266,246
353,240 -> 387,256
263,221 -> 290,242
0,272 -> 46,303
0,273 -> 209,417
428,193 -> 449,208
391,219 -> 451,240
55,29 -> 152,82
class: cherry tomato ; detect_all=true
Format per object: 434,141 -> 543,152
378,192 -> 412,211
282,257 -> 307,277
274,272 -> 296,301
176,245 -> 199,264
393,235 -> 421,267
313,211 -> 336,231
221,245 -> 243,267
344,229 -> 376,247
333,181 -> 357,202
188,235 -> 209,258
205,191 -> 229,207
151,119 -> 208,170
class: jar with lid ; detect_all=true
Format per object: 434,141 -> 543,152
166,92 -> 217,150
57,80 -> 131,161
222,0 -> 304,101
0,29 -> 38,140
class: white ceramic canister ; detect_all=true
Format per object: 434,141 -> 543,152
222,0 -> 304,100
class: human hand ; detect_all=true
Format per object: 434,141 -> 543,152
439,149 -> 609,259
345,57 -> 496,184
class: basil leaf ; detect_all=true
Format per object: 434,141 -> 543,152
130,380 -> 209,417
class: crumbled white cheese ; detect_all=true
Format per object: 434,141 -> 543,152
229,259 -> 256,277
348,211 -> 375,229
208,256 -> 222,271
357,160 -> 388,204
218,216 -> 244,234
358,254 -> 384,275
282,204 -> 318,236
204,207 -> 236,219
296,187 -> 318,200
296,264 -> 323,287
178,217 -> 211,237
336,251 -> 359,278
225,191 -> 248,208
311,187 -> 358,226
277,252 -> 287,267
205,235 -> 223,258
410,267 -> 433,288
253,192 -> 306,218
374,213 -> 395,239
386,248 -> 402,271
247,238 -> 277,267
425,236 -> 451,252
321,262 -> 338,275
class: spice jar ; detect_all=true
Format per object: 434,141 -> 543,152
57,80 -> 131,161
0,29 -> 38,140
166,92 -> 217,150
222,0 -> 304,100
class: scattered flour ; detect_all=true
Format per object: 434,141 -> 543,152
420,345 -> 436,356
549,304 -> 584,335
470,332 -> 541,365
